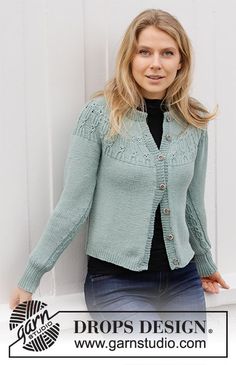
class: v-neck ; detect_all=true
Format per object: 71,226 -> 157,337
139,112 -> 171,155
128,108 -> 171,154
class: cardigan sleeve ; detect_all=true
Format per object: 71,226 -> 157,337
17,100 -> 102,293
185,128 -> 218,277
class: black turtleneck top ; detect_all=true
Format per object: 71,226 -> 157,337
87,97 -> 171,273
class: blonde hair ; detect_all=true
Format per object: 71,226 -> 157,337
90,8 -> 218,140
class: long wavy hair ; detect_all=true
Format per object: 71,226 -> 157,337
90,8 -> 218,140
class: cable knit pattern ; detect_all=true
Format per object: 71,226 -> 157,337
185,200 -> 210,248
73,100 -> 107,143
17,96 -> 217,293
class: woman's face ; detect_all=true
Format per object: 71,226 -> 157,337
131,25 -> 182,99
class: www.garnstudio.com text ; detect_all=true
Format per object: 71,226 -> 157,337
74,337 -> 206,351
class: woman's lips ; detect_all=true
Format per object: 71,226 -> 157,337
146,76 -> 165,83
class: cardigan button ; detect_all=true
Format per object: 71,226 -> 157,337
172,258 -> 180,266
159,183 -> 166,190
167,233 -> 174,240
163,208 -> 170,215
165,134 -> 172,142
158,154 -> 165,161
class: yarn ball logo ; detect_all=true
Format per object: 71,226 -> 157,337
9,300 -> 60,352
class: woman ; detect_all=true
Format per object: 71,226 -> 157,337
10,9 -> 229,324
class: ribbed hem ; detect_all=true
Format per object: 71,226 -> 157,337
17,260 -> 48,294
194,251 -> 218,277
86,246 -> 147,271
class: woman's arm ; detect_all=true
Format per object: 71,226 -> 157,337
185,127 -> 229,292
185,128 -> 217,276
13,99 -> 103,296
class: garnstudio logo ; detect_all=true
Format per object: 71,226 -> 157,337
9,300 -> 60,352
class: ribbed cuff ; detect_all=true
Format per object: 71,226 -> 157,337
17,259 -> 46,294
194,251 -> 218,277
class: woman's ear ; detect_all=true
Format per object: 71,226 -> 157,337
177,62 -> 182,70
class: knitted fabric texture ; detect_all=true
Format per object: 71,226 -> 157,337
18,96 -> 217,293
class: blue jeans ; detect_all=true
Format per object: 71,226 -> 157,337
84,259 -> 206,326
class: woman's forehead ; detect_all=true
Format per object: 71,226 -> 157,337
136,27 -> 178,48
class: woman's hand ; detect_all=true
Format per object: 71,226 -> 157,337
9,287 -> 33,310
201,271 -> 230,294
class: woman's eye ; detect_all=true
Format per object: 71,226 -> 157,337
164,51 -> 174,56
139,50 -> 150,55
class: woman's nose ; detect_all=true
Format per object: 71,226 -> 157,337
150,54 -> 162,69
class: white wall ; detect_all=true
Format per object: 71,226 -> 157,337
1,0 -> 236,305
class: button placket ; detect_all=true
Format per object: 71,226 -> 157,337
158,118 -> 179,269
166,114 -> 171,122
137,112 -> 177,269
172,258 -> 180,266
165,134 -> 172,142
159,183 -> 166,190
157,154 -> 166,161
